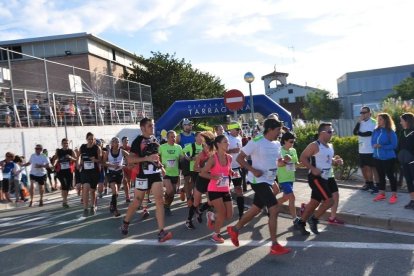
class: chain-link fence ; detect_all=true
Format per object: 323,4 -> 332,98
0,46 -> 152,127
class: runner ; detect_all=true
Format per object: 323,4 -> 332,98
227,118 -> 291,255
295,122 -> 342,235
104,137 -> 129,217
79,132 -> 102,217
121,136 -> 132,203
182,132 -> 204,207
185,131 -> 216,229
53,138 -> 77,208
199,134 -> 234,243
276,132 -> 300,223
226,122 -> 244,219
24,145 -> 51,207
176,118 -> 195,200
120,117 -> 172,242
159,130 -> 183,217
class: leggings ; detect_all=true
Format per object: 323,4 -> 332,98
374,158 -> 397,192
402,162 -> 414,193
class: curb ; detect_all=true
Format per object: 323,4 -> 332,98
232,191 -> 414,234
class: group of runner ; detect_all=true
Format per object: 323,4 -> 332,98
0,114 -> 350,256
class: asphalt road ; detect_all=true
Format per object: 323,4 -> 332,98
0,193 -> 413,276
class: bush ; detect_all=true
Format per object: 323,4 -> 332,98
293,120 -> 359,180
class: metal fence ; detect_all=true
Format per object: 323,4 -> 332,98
0,47 -> 153,127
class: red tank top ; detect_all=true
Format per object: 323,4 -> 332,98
208,153 -> 231,193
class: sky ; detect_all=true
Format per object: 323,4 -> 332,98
1,0 -> 414,96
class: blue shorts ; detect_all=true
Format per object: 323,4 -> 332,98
280,181 -> 293,195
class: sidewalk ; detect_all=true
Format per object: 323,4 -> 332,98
241,178 -> 414,233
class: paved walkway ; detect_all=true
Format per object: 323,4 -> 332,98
1,177 -> 413,233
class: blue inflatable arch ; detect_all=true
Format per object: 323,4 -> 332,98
155,94 -> 292,137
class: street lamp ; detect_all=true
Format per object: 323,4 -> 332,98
244,72 -> 255,134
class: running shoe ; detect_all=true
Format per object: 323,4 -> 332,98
83,209 -> 89,217
196,210 -> 203,223
211,233 -> 225,244
180,189 -> 185,201
90,206 -> 97,216
227,226 -> 239,247
126,197 -> 131,203
360,183 -> 371,191
158,230 -> 173,242
307,216 -> 319,234
206,211 -> 215,230
328,217 -> 345,225
404,200 -> 414,210
62,202 -> 69,208
269,243 -> 291,255
164,206 -> 172,216
39,200 -> 43,207
185,220 -> 195,229
120,220 -> 129,235
113,209 -> 121,217
389,194 -> 398,204
293,218 -> 310,235
373,193 -> 386,202
142,210 -> 150,220
109,203 -> 115,213
370,186 -> 379,194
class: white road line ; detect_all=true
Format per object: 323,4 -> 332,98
0,238 -> 413,250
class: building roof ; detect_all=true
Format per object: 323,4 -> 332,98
337,64 -> 414,82
261,70 -> 289,80
0,32 -> 137,59
266,82 -> 319,96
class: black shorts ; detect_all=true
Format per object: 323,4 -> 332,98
308,174 -> 333,203
2,179 -> 10,193
180,158 -> 191,177
359,153 -> 375,167
231,168 -> 242,187
190,171 -> 199,183
75,169 -> 81,184
80,171 -> 99,190
133,173 -> 163,191
30,174 -> 47,185
107,170 -> 123,185
195,175 -> 210,193
57,170 -> 73,191
251,183 -> 278,209
208,191 -> 232,202
328,177 -> 338,193
163,175 -> 179,185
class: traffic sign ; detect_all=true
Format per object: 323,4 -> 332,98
224,89 -> 245,111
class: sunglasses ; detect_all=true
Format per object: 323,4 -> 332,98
323,130 -> 334,134
360,111 -> 368,114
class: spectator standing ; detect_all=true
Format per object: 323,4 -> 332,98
371,113 -> 398,203
353,106 -> 380,193
398,112 -> 414,209
30,99 -> 41,127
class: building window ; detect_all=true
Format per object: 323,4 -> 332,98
0,46 -> 22,60
295,96 -> 305,102
288,88 -> 293,94
112,49 -> 116,61
279,98 -> 289,104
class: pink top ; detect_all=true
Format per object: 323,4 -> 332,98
207,153 -> 232,193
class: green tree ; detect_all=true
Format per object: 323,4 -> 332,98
388,77 -> 414,100
302,90 -> 342,120
126,52 -> 226,119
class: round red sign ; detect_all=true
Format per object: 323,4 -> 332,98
224,89 -> 245,111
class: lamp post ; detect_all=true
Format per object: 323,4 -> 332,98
244,72 -> 255,134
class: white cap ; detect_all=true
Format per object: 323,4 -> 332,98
182,118 -> 192,126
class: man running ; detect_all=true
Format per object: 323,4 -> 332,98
53,138 -> 77,208
226,122 -> 244,219
159,130 -> 183,216
176,118 -> 195,199
121,136 -> 132,203
120,117 -> 172,242
227,118 -> 291,255
295,122 -> 342,235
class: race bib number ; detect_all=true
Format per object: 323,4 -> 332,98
60,162 -> 70,170
84,161 -> 94,170
286,163 -> 296,172
321,168 -> 331,180
135,178 -> 148,190
167,160 -> 176,168
218,176 -> 230,187
267,168 -> 277,181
